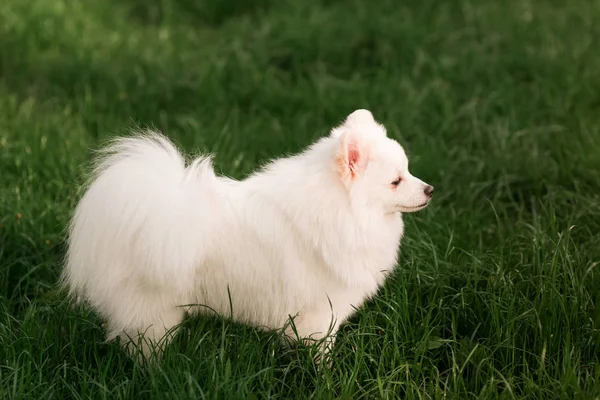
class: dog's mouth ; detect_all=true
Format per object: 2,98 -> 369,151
397,201 -> 430,213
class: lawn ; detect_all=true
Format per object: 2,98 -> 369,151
1,0 -> 599,398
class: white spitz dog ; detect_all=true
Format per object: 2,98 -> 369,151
63,109 -> 433,358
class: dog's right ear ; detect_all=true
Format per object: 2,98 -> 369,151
330,109 -> 375,139
345,109 -> 375,125
336,130 -> 370,186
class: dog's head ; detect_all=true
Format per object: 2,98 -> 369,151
331,109 -> 433,214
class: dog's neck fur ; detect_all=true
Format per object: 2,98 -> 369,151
242,136 -> 404,289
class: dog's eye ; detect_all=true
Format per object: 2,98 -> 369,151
391,178 -> 402,186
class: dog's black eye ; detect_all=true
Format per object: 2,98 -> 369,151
391,178 -> 402,186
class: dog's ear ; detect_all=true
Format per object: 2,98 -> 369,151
343,109 -> 387,137
345,109 -> 375,125
330,109 -> 380,138
336,130 -> 370,185
329,126 -> 343,138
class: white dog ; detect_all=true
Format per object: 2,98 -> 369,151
63,109 -> 433,358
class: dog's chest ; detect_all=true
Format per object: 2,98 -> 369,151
334,214 -> 404,291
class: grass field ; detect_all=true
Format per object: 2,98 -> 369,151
1,0 -> 600,398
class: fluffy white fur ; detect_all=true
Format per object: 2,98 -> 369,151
63,109 -> 433,358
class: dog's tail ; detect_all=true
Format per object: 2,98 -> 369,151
62,131 -> 219,300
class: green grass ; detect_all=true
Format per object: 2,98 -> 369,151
1,0 -> 600,398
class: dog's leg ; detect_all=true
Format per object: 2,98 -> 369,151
285,309 -> 341,365
112,306 -> 185,361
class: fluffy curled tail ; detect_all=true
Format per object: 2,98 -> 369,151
62,131 -> 219,303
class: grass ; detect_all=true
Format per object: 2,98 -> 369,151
1,0 -> 599,398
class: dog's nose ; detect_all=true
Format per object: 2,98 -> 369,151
424,185 -> 434,197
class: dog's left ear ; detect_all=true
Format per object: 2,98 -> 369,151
336,130 -> 370,185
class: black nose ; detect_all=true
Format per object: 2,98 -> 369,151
424,185 -> 434,197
